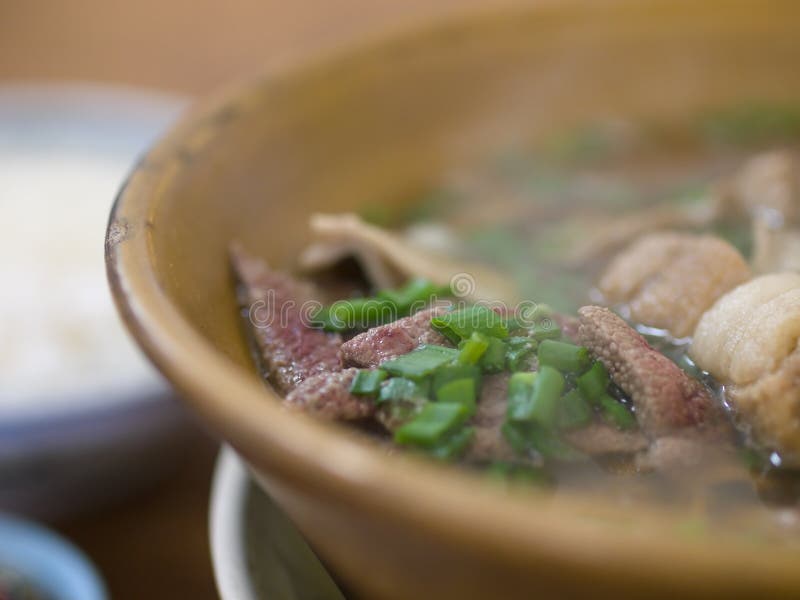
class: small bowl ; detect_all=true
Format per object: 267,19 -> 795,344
107,2 -> 800,598
0,513 -> 107,600
210,446 -> 345,600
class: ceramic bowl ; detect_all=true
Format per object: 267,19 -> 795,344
107,2 -> 800,597
210,446 -> 345,600
0,513 -> 107,600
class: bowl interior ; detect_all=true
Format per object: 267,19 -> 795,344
139,0 -> 800,370
108,0 -> 800,596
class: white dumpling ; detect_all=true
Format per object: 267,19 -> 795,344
690,273 -> 800,463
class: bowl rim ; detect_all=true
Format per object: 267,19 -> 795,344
209,446 -> 260,600
0,513 -> 107,600
106,1 -> 800,593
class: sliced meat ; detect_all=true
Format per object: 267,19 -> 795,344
285,368 -> 374,420
691,273 -> 800,464
341,307 -> 452,368
467,373 -> 519,462
230,243 -> 343,395
563,424 -> 649,456
577,306 -> 723,437
597,232 -> 751,338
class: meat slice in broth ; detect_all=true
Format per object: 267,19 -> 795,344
340,306 -> 452,368
230,243 -> 344,394
577,306 -> 726,438
284,368 -> 375,420
231,244 -> 375,420
467,373 -> 519,463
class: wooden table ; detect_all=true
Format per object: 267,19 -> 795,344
57,434 -> 219,600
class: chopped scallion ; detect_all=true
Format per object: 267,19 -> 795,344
435,378 -> 477,413
377,278 -> 448,314
431,305 -> 509,341
432,364 -> 481,395
599,394 -> 636,430
394,402 -> 470,447
537,340 -> 591,373
529,321 -> 561,341
501,421 -> 530,455
350,369 -> 388,396
525,366 -> 564,428
378,377 -> 426,404
506,372 -> 537,422
479,336 -> 507,373
576,361 -> 610,405
458,332 -> 490,365
381,345 -> 458,379
557,389 -> 593,430
505,336 -> 537,372
313,298 -> 394,332
428,426 -> 475,460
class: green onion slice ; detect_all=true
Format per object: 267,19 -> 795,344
394,402 -> 471,447
381,345 -> 458,379
350,369 -> 388,396
458,332 -> 490,365
537,340 -> 591,373
378,377 -> 427,404
428,426 -> 475,460
479,336 -> 507,373
576,361 -> 610,405
506,372 -> 537,422
557,389 -> 593,430
599,395 -> 637,430
435,378 -> 477,413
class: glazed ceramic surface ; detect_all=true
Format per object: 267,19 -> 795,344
107,2 -> 800,597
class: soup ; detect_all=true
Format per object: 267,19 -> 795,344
232,103 -> 800,547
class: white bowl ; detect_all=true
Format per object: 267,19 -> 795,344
210,446 -> 345,600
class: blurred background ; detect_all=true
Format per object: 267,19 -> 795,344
0,1 -> 496,599
0,0 -> 493,94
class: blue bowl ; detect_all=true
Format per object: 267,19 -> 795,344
0,514 -> 107,600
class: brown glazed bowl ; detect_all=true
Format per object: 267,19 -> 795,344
106,1 -> 800,597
